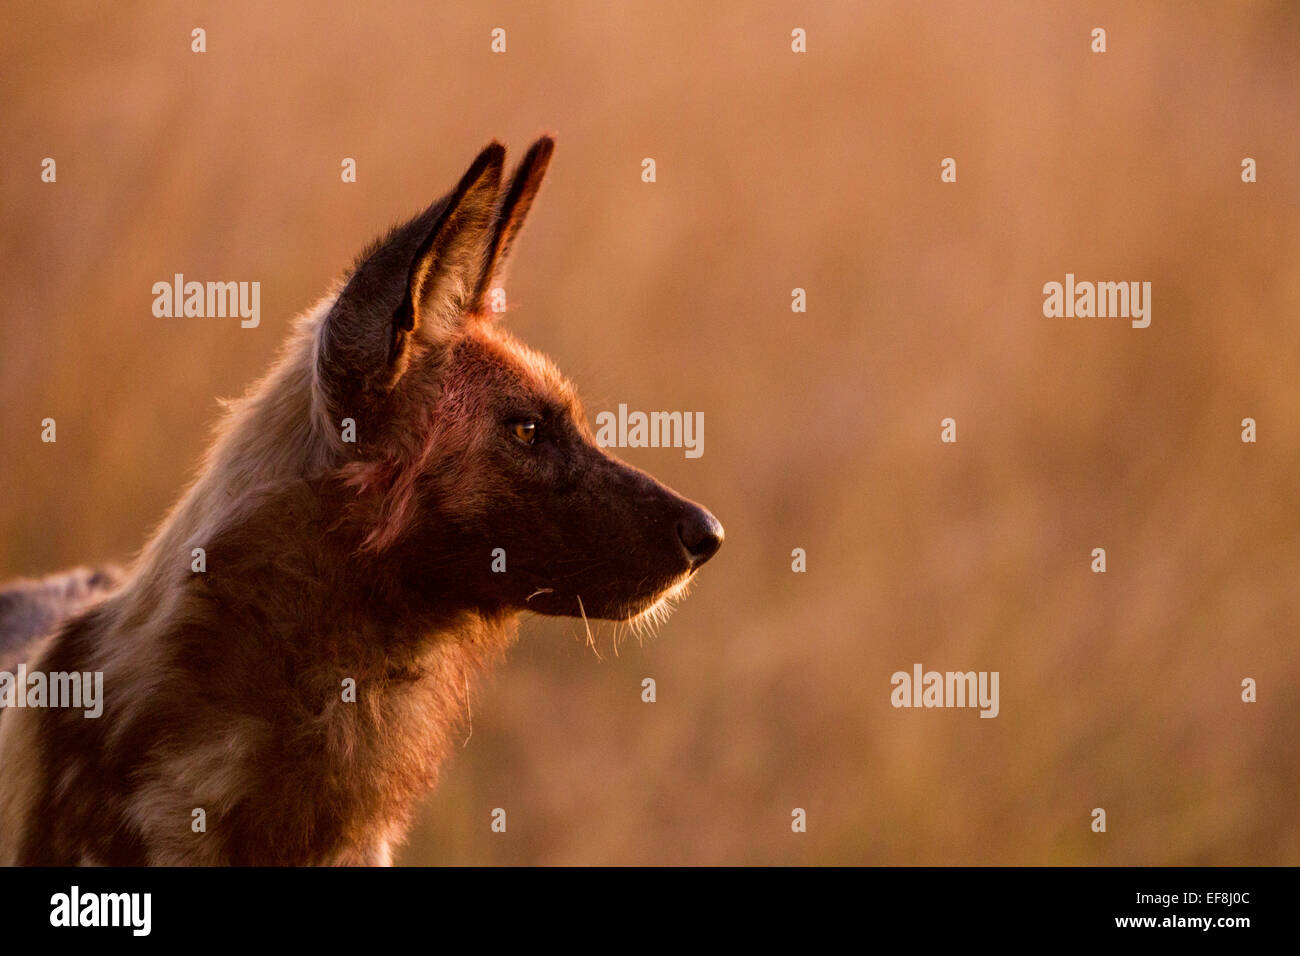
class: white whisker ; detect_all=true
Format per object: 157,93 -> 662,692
576,594 -> 601,661
623,574 -> 694,642
461,674 -> 473,747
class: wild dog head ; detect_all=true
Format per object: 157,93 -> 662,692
318,138 -> 722,624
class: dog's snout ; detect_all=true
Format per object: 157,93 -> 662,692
676,507 -> 724,569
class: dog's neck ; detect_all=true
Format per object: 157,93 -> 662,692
30,475 -> 518,865
24,310 -> 527,863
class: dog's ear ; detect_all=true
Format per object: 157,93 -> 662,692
471,135 -> 555,312
319,142 -> 505,411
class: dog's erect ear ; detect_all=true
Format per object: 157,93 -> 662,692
471,136 -> 555,312
403,144 -> 506,344
319,142 -> 505,410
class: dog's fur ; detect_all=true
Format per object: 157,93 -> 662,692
0,567 -> 122,673
0,139 -> 722,865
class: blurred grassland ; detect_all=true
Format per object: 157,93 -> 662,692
1,1 -> 1297,864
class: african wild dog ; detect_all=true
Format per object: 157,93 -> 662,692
0,138 -> 723,865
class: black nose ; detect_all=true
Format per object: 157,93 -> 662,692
676,507 -> 724,568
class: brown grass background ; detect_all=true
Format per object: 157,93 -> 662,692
1,1 -> 1297,864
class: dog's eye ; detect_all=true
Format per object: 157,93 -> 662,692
510,421 -> 538,445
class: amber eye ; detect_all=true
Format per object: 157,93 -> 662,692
511,421 -> 538,445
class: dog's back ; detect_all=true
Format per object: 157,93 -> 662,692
0,567 -> 121,671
